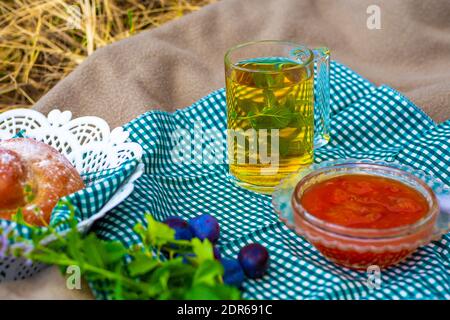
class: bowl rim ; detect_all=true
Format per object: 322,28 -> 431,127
290,161 -> 440,240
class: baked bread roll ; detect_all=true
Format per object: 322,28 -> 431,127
0,138 -> 84,226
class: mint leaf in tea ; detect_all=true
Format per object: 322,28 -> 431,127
226,57 -> 314,191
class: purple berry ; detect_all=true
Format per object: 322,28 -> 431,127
163,216 -> 193,240
213,246 -> 221,260
238,243 -> 269,278
189,214 -> 220,243
221,258 -> 245,287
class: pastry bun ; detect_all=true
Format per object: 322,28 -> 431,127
0,138 -> 84,226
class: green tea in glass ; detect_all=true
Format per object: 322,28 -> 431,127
225,40 -> 330,193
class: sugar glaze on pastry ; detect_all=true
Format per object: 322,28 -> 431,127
0,138 -> 84,226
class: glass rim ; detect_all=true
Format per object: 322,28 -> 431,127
291,162 -> 439,240
224,40 -> 314,74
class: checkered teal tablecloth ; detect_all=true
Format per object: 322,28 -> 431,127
92,61 -> 450,300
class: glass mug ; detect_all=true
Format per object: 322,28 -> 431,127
225,40 -> 330,193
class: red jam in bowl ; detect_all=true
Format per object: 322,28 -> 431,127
301,175 -> 429,229
292,170 -> 438,270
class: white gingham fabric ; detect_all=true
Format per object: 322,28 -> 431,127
92,61 -> 450,300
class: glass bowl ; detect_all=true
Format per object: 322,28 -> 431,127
273,159 -> 450,269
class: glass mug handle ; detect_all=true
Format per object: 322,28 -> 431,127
312,47 -> 331,148
434,192 -> 450,240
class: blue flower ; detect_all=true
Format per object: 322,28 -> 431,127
9,242 -> 34,266
0,224 -> 13,258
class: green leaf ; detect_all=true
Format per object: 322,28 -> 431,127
29,250 -> 67,265
143,215 -> 176,247
193,260 -> 224,286
100,241 -> 128,264
253,73 -> 267,88
190,238 -> 214,264
113,264 -> 126,300
128,252 -> 159,277
114,279 -> 124,300
246,110 -> 257,128
253,72 -> 285,88
11,208 -> 27,226
239,100 -> 294,130
264,90 -> 278,109
149,266 -> 171,293
184,284 -> 241,300
278,137 -> 291,157
65,228 -> 86,266
82,234 -> 106,268
254,107 -> 293,129
12,211 -> 242,301
273,73 -> 285,87
284,95 -> 296,112
244,100 -> 262,114
265,107 -> 292,128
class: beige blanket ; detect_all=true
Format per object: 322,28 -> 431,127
1,0 -> 449,299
